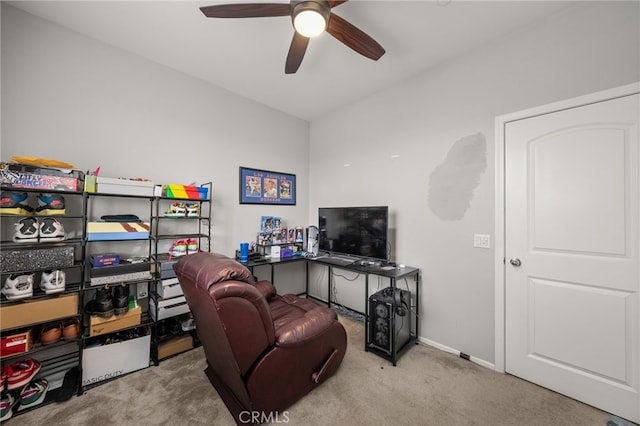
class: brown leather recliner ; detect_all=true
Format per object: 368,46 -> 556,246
173,252 -> 347,424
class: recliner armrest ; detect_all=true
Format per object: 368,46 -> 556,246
255,280 -> 277,300
275,307 -> 337,347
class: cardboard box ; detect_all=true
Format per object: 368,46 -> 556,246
158,334 -> 193,360
1,294 -> 78,331
1,246 -> 74,273
156,278 -> 183,299
162,184 -> 209,200
150,296 -> 189,321
96,177 -> 155,197
82,332 -> 150,386
0,162 -> 83,192
87,222 -> 150,241
89,305 -> 142,337
0,329 -> 33,359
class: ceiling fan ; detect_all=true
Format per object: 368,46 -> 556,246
200,0 -> 385,74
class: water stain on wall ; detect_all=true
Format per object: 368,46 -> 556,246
428,133 -> 487,220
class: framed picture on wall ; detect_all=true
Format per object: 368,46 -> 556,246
239,166 -> 296,205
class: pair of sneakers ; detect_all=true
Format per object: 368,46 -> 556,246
1,192 -> 65,216
1,358 -> 41,393
163,202 -> 199,218
168,238 -> 199,259
1,270 -> 66,301
85,284 -> 130,318
1,377 -> 48,421
40,318 -> 80,345
13,216 -> 65,243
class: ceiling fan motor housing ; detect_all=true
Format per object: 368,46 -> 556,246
291,1 -> 331,35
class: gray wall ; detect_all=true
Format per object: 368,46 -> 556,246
2,2 -> 639,366
1,4 -> 310,257
308,1 -> 640,364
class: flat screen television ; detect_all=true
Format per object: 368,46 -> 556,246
318,206 -> 389,261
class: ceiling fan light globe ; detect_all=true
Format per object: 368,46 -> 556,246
294,9 -> 326,37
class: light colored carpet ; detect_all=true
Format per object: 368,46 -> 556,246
14,316 -> 609,425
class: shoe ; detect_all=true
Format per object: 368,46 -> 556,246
168,239 -> 187,259
18,378 -> 48,411
62,318 -> 80,340
0,192 -> 34,215
35,193 -> 65,215
2,273 -> 34,301
6,358 -> 41,391
40,323 -> 62,345
113,284 -> 129,315
94,286 -> 114,318
1,366 -> 7,393
85,286 -> 114,318
0,393 -> 16,422
40,270 -> 66,294
185,202 -> 199,217
186,238 -> 199,255
39,217 -> 65,242
163,202 -> 186,217
181,314 -> 196,331
13,217 -> 39,243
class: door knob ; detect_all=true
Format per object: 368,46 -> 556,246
509,258 -> 522,267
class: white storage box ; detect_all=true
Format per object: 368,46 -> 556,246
156,278 -> 183,299
82,333 -> 150,386
150,296 -> 190,321
96,177 -> 155,197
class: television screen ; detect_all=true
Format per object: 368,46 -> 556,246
318,206 -> 389,261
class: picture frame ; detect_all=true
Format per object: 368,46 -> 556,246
240,166 -> 296,205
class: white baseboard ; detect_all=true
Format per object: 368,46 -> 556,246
418,336 -> 496,371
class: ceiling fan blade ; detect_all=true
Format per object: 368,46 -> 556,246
200,3 -> 291,18
328,0 -> 348,7
285,32 -> 310,74
327,13 -> 385,61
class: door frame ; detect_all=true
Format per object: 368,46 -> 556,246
493,82 -> 640,373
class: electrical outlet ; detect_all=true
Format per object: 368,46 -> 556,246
473,234 -> 491,249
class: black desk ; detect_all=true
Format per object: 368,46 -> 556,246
242,256 -> 420,366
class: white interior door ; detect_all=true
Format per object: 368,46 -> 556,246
504,92 -> 639,422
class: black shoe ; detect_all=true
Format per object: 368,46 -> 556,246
113,284 -> 129,315
92,286 -> 114,318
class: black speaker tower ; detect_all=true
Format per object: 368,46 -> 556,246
368,287 -> 411,355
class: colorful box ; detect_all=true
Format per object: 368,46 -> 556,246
91,254 -> 120,267
89,305 -> 142,337
87,222 -> 150,241
162,184 -> 209,200
0,329 -> 33,359
0,162 -> 83,192
0,294 -> 79,331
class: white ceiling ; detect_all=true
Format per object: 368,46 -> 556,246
7,0 -> 578,121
